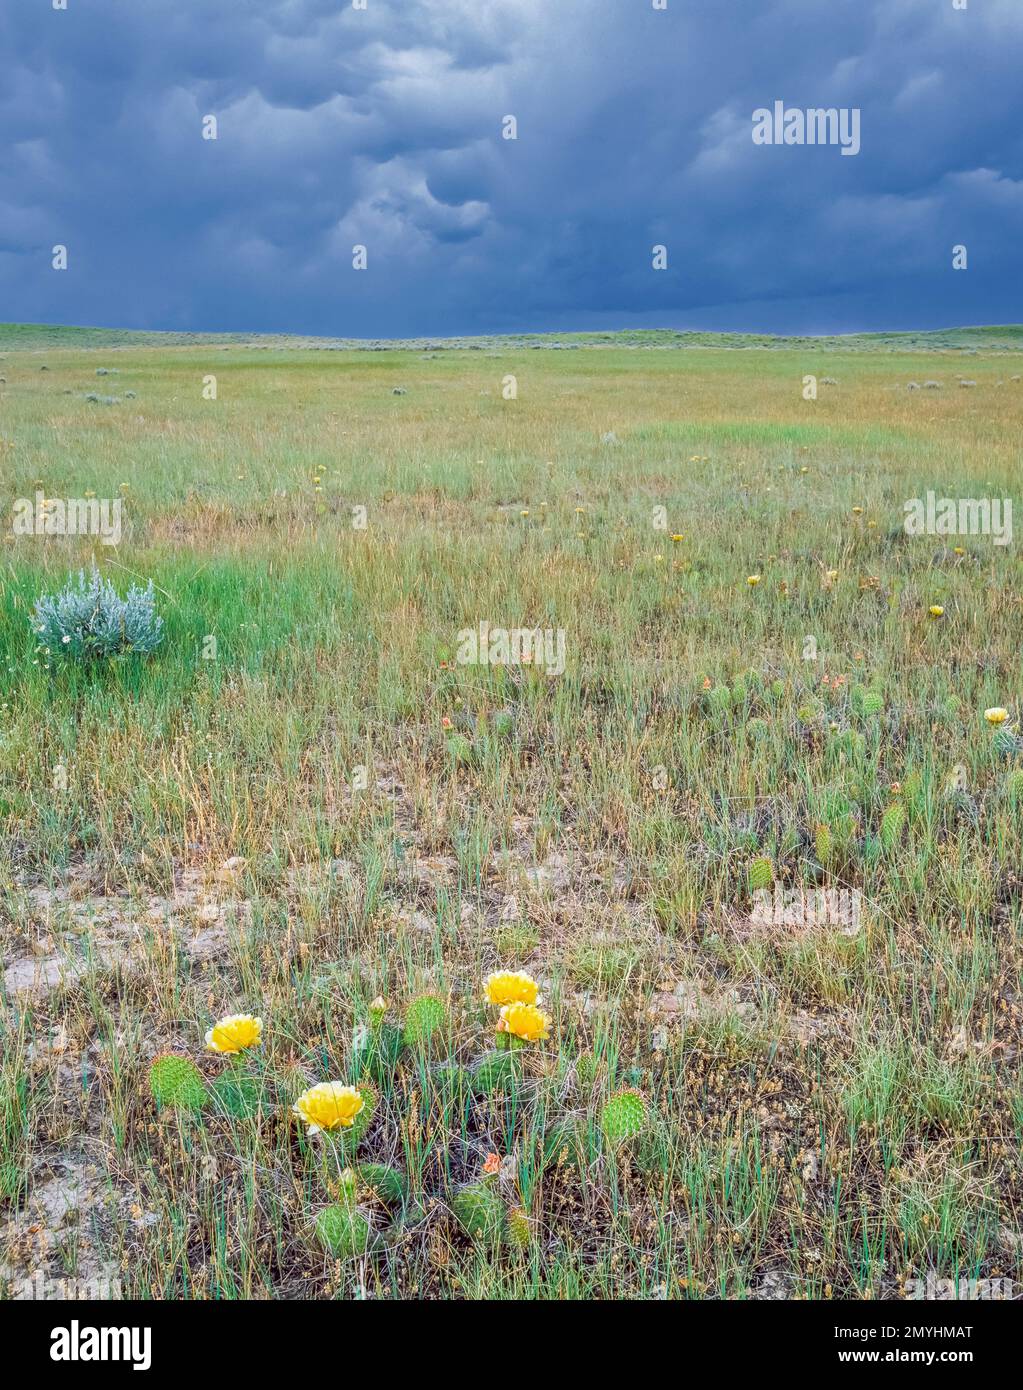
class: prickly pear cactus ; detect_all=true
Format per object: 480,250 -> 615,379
1006,769 -> 1023,804
861,690 -> 885,717
747,856 -> 773,893
334,1167 -> 359,1204
491,711 -> 515,738
600,1089 -> 649,1145
445,733 -> 474,766
574,1050 -> 599,1096
149,1055 -> 207,1113
993,729 -> 1023,757
352,1022 -> 404,1082
346,1079 -> 377,1145
314,1203 -> 372,1258
356,1163 -> 408,1205
707,684 -> 732,714
815,824 -> 833,866
505,1206 -> 531,1250
403,994 -> 447,1049
210,1071 -> 261,1119
471,1050 -> 517,1094
543,1116 -> 588,1170
879,803 -> 905,853
451,1183 -> 504,1241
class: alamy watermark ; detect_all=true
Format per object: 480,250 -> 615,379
751,886 -> 862,935
13,1271 -> 122,1300
752,102 -> 860,156
456,622 -> 566,677
11,492 -> 122,546
905,1275 -> 1013,1301
903,492 -> 1012,546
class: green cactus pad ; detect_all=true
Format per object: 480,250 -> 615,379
403,993 -> 448,1048
209,1071 -> 261,1119
601,1089 -> 649,1144
543,1116 -> 589,1169
352,1022 -> 405,1082
993,729 -> 1023,757
445,733 -> 474,766
355,1163 -> 408,1205
335,1167 -> 359,1204
815,824 -> 833,866
879,803 -> 905,852
314,1203 -> 372,1259
747,856 -> 774,893
471,1050 -> 518,1094
505,1206 -> 531,1250
574,1050 -> 599,1094
707,684 -> 732,712
451,1183 -> 505,1241
149,1055 -> 208,1113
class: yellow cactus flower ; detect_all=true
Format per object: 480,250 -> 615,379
292,1083 -> 364,1135
984,708 -> 1009,725
484,970 -> 539,1007
204,1013 -> 263,1054
747,575 -> 761,588
499,1001 -> 550,1043
928,605 -> 944,618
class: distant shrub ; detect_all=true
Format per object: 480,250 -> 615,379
32,566 -> 164,662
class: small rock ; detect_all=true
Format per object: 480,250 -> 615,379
216,856 -> 247,885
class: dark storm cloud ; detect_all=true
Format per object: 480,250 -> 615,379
1,0 -> 1020,335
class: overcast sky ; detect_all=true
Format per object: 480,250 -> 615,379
2,0 -> 1021,337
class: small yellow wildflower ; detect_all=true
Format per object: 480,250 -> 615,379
292,1083 -> 364,1135
499,1001 -> 550,1043
747,575 -> 761,587
929,605 -> 944,618
484,970 -> 539,1007
984,708 -> 1009,726
204,1014 -> 262,1054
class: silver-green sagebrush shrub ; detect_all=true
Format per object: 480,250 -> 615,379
32,566 -> 164,661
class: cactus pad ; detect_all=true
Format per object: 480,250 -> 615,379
403,994 -> 448,1048
451,1183 -> 505,1241
747,856 -> 774,893
356,1163 -> 408,1205
149,1055 -> 207,1113
601,1089 -> 649,1144
314,1203 -> 372,1259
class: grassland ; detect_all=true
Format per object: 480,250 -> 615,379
1,326 -> 1022,1300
